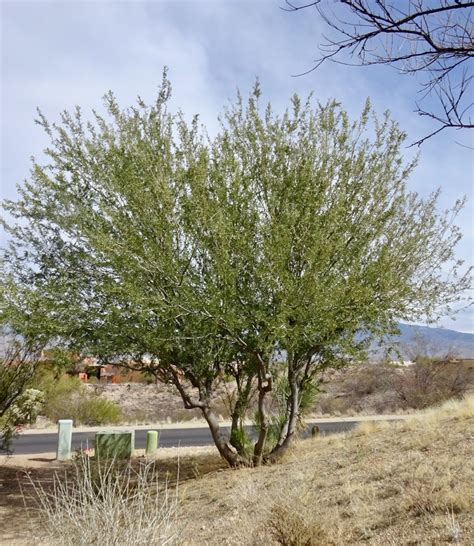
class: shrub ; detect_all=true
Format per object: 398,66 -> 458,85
267,504 -> 328,546
39,374 -> 82,422
29,452 -> 180,545
0,341 -> 41,452
40,374 -> 121,425
342,363 -> 397,398
393,360 -> 472,409
314,394 -> 351,415
8,388 -> 44,425
75,395 -> 122,426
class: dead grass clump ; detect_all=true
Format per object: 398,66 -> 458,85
423,393 -> 474,421
28,452 -> 180,545
267,504 -> 328,546
351,419 -> 391,436
401,464 -> 472,517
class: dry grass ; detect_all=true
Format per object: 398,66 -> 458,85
177,395 -> 474,545
27,453 -> 180,546
2,396 -> 472,545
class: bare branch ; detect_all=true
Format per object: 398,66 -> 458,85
286,0 -> 474,143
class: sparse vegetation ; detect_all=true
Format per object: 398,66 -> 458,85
1,396 -> 472,544
175,395 -> 474,544
28,452 -> 180,545
393,359 -> 471,410
313,358 -> 474,416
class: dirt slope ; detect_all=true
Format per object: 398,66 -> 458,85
178,397 -> 474,545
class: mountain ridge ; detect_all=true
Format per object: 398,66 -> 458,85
377,322 -> 474,359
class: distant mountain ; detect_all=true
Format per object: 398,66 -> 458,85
373,323 -> 474,359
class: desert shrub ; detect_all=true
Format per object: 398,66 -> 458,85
75,395 -> 122,425
314,395 -> 351,415
8,388 -> 44,425
30,452 -> 179,545
0,388 -> 44,452
0,342 -> 41,451
312,361 -> 473,415
342,363 -> 397,398
39,374 -> 82,421
393,360 -> 472,409
40,374 -> 121,425
366,391 -> 400,414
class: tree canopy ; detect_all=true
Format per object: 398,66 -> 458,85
1,75 -> 470,465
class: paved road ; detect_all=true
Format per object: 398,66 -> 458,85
8,421 -> 360,455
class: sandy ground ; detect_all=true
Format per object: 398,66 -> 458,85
1,445 -> 218,469
0,445 -> 220,546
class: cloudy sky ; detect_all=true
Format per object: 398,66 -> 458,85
1,0 -> 473,332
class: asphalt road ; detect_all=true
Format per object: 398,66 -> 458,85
8,421 -> 359,455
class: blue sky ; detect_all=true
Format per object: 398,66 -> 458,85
1,0 -> 473,332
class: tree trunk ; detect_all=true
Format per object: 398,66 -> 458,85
251,353 -> 272,466
169,367 -> 247,466
230,408 -> 245,455
201,407 -> 246,467
253,386 -> 269,466
229,376 -> 253,455
267,374 -> 300,462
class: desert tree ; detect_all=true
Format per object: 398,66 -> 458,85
1,74 -> 470,465
284,0 -> 474,145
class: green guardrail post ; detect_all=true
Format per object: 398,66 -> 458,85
145,430 -> 159,455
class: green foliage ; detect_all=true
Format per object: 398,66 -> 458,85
39,373 -> 121,425
257,376 -> 293,452
41,347 -> 78,378
76,395 -> 122,426
0,342 -> 40,452
229,426 -> 254,458
1,73 -> 470,463
38,373 -> 82,422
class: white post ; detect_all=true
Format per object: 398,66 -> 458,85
57,419 -> 73,461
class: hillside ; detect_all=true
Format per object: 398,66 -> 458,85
370,323 -> 474,359
178,397 -> 474,545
